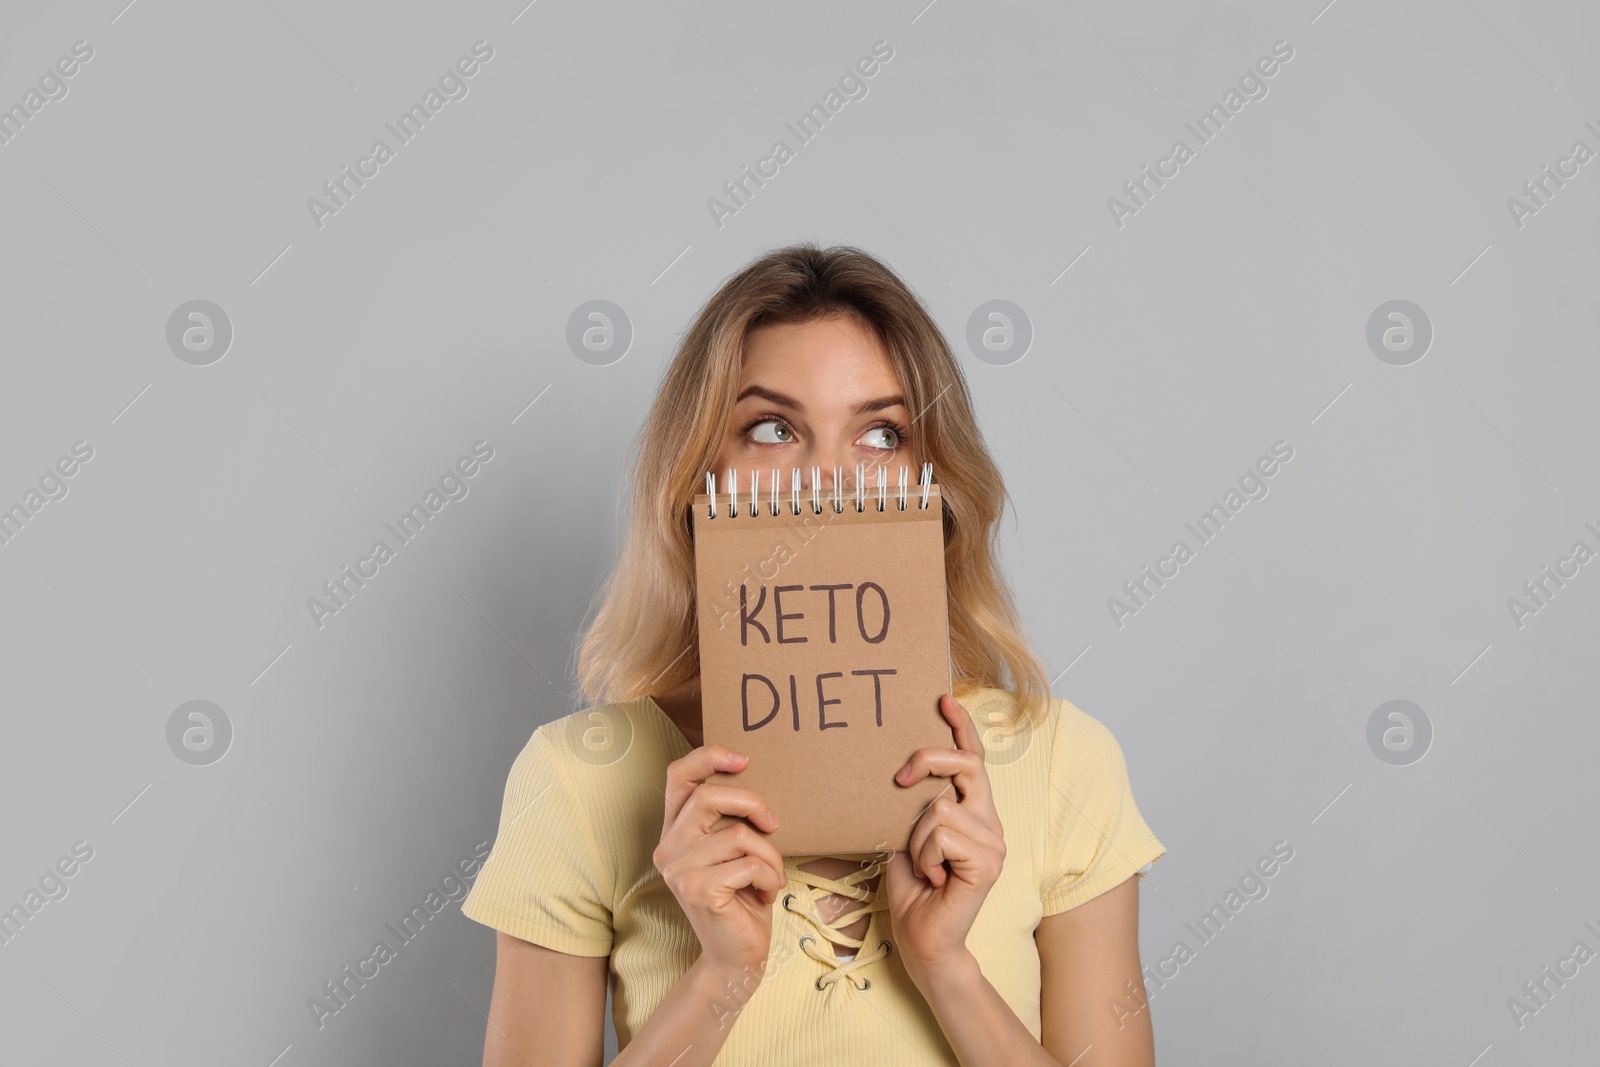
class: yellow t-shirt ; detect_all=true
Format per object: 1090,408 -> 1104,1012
461,686 -> 1166,1064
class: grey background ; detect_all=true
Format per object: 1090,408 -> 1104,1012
1,0 -> 1596,1064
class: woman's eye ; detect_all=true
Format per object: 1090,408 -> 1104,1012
860,426 -> 900,451
748,419 -> 793,445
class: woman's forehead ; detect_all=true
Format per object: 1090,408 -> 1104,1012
737,319 -> 899,397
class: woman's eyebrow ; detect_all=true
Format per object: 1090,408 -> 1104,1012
734,384 -> 906,414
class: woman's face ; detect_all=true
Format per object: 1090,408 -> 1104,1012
711,314 -> 913,493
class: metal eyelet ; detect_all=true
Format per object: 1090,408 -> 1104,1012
878,939 -> 892,957
857,978 -> 871,991
782,893 -> 795,911
815,974 -> 828,991
799,934 -> 814,948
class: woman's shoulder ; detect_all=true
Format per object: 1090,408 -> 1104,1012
505,695 -> 683,794
956,685 -> 1131,775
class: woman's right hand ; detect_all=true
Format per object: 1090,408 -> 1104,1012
653,746 -> 786,975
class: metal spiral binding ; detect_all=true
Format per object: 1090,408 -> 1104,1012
702,462 -> 934,519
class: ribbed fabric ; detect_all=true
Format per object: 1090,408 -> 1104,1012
462,687 -> 1166,1064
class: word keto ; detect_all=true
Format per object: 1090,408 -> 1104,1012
707,40 -> 894,229
1115,840 -> 1294,1027
738,581 -> 891,647
735,580 -> 898,733
1506,918 -> 1600,1030
0,440 -> 95,548
0,40 -> 94,148
308,441 -> 495,629
1507,520 -> 1600,629
308,840 -> 490,1030
1108,40 -> 1295,229
1108,441 -> 1295,629
1506,120 -> 1600,230
307,41 -> 495,229
0,840 -> 95,948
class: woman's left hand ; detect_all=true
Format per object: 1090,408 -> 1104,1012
883,692 -> 1006,986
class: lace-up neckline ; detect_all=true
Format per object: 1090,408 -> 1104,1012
782,857 -> 893,991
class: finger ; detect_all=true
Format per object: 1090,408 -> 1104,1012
671,821 -> 787,894
896,746 -> 994,816
940,693 -> 987,758
913,824 -> 992,889
663,747 -> 761,833
907,795 -> 1001,878
668,781 -> 780,839
704,852 -> 789,903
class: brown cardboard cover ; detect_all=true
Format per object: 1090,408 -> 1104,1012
691,484 -> 954,856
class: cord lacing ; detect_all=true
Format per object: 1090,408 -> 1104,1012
782,862 -> 893,991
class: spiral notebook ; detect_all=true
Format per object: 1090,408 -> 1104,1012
691,463 -> 954,857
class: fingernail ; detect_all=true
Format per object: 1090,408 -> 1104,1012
895,765 -> 909,782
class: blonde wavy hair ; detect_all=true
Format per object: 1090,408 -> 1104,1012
574,243 -> 1053,731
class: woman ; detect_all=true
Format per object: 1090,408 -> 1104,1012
462,244 -> 1167,1065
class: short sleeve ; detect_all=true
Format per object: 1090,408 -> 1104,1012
1040,701 -> 1166,915
461,724 -> 615,956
